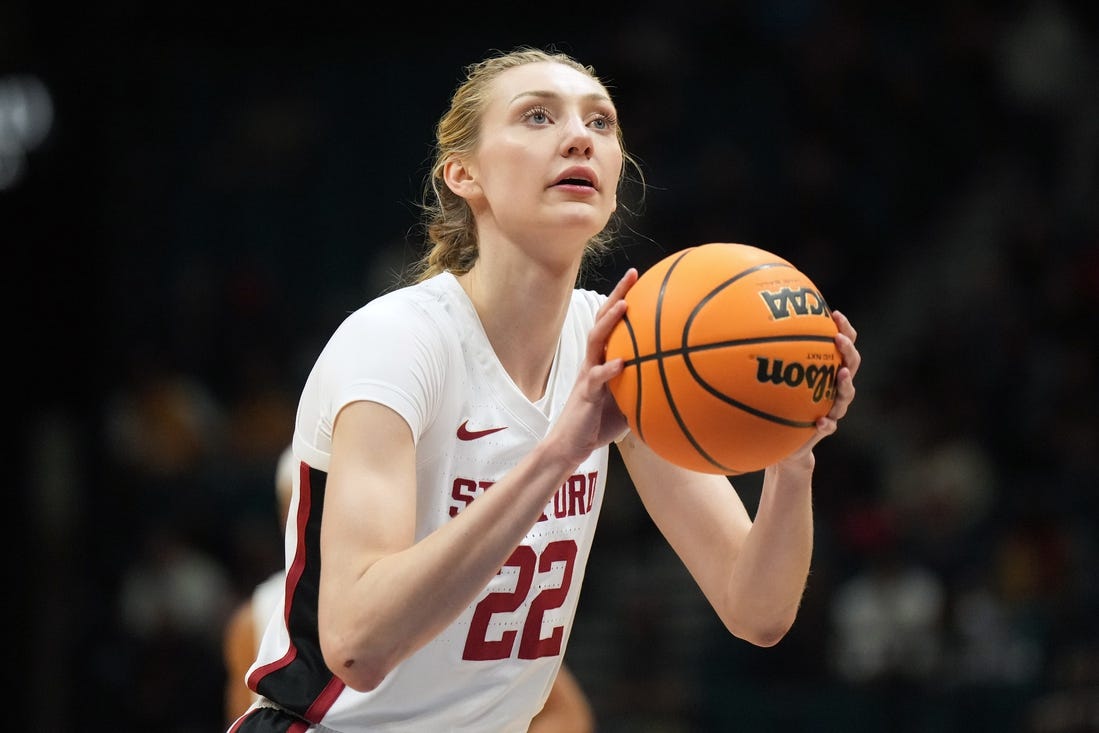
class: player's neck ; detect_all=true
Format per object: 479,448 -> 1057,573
457,262 -> 574,402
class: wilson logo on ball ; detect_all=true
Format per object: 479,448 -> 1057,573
759,286 -> 831,320
755,358 -> 837,403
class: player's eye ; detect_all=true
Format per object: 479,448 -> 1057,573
520,106 -> 552,125
589,113 -> 617,131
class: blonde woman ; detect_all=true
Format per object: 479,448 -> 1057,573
229,46 -> 859,733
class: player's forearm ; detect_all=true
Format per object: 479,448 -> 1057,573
720,458 -> 815,646
321,438 -> 582,691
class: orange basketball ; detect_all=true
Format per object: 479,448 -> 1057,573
606,242 -> 840,474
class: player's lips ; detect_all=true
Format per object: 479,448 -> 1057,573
550,166 -> 599,191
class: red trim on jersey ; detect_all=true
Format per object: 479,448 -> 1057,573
285,459 -> 311,627
247,645 -> 299,690
305,675 -> 348,722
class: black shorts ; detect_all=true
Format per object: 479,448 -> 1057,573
228,704 -> 316,733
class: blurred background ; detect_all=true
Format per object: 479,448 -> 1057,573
9,1 -> 1098,731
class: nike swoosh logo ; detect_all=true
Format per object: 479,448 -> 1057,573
457,420 -> 508,441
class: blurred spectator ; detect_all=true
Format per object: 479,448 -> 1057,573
119,524 -> 234,645
1027,643 -> 1099,733
103,365 -> 227,481
115,523 -> 235,732
828,508 -> 947,686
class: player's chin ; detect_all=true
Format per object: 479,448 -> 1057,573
551,198 -> 613,224
560,208 -> 608,229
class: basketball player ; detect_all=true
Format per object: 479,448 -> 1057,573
223,447 -> 594,730
227,46 -> 860,732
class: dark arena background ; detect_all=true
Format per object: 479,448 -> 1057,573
9,2 -> 1098,731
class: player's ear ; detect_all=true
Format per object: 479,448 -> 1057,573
444,157 -> 480,200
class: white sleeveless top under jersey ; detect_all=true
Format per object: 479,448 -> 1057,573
246,272 -> 610,733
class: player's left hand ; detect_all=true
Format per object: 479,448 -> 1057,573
778,309 -> 860,466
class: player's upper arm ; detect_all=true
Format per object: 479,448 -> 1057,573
320,399 -> 419,603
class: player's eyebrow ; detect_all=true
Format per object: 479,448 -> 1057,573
509,90 -> 612,105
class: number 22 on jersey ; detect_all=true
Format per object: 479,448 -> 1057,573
462,540 -> 577,661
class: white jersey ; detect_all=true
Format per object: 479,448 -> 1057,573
246,272 -> 610,733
